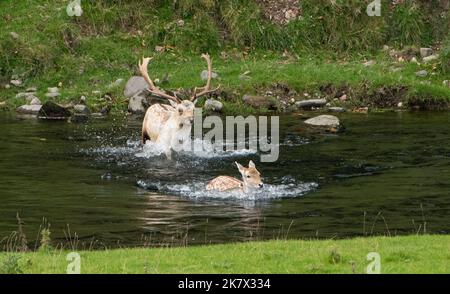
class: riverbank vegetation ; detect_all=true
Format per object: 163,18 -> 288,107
0,235 -> 448,274
1,0 -> 450,114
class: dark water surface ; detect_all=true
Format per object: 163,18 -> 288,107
0,111 -> 449,249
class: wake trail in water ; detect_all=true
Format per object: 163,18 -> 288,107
136,179 -> 318,201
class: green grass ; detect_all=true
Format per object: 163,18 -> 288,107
1,235 -> 449,273
1,0 -> 450,113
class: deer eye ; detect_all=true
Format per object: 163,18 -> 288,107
179,123 -> 183,128
178,109 -> 183,115
247,175 -> 251,178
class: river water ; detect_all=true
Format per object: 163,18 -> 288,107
0,111 -> 448,249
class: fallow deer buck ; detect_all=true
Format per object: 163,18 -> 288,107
206,161 -> 264,192
139,54 -> 219,159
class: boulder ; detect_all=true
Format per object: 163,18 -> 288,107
128,94 -> 148,114
16,105 -> 42,115
242,95 -> 277,109
73,104 -> 90,115
124,76 -> 148,98
10,80 -> 22,87
296,99 -> 327,109
204,98 -> 223,112
38,101 -> 71,120
304,115 -> 340,127
45,92 -> 60,98
423,54 -> 439,63
30,97 -> 41,105
47,87 -> 59,93
420,48 -> 433,58
16,92 -> 35,99
304,115 -> 341,133
416,70 -> 428,77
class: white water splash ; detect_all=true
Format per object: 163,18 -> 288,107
137,179 -> 318,201
135,139 -> 257,159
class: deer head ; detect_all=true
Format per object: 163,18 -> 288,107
235,160 -> 264,191
138,54 -> 220,126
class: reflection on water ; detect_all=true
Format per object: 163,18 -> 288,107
0,111 -> 449,249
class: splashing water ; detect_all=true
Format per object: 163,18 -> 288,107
136,179 -> 318,201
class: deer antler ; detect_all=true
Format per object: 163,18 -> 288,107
190,53 -> 220,101
139,57 -> 181,103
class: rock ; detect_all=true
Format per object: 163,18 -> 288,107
4,84 -> 10,89
10,32 -> 19,39
30,97 -> 41,105
10,79 -> 22,87
416,70 -> 428,77
25,95 -> 35,103
73,104 -> 90,115
26,87 -> 37,92
201,70 -> 218,81
16,92 -> 35,99
92,90 -> 101,95
328,107 -> 346,113
45,92 -> 61,98
176,19 -> 185,27
47,87 -> 59,93
124,76 -> 148,98
304,115 -> 341,133
397,102 -> 403,108
242,95 -> 276,109
420,48 -> 433,58
304,115 -> 340,127
443,80 -> 450,88
38,101 -> 71,120
410,57 -> 418,63
128,94 -> 148,114
204,98 -> 223,112
80,95 -> 87,104
16,104 -> 42,115
45,87 -> 60,98
295,99 -> 327,109
423,54 -> 439,63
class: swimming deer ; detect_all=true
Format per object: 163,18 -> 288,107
139,54 -> 219,159
206,161 -> 264,192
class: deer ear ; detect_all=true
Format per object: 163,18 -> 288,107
248,160 -> 256,168
235,161 -> 244,173
169,99 -> 178,108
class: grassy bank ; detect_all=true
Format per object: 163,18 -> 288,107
1,235 -> 449,274
1,0 -> 450,114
